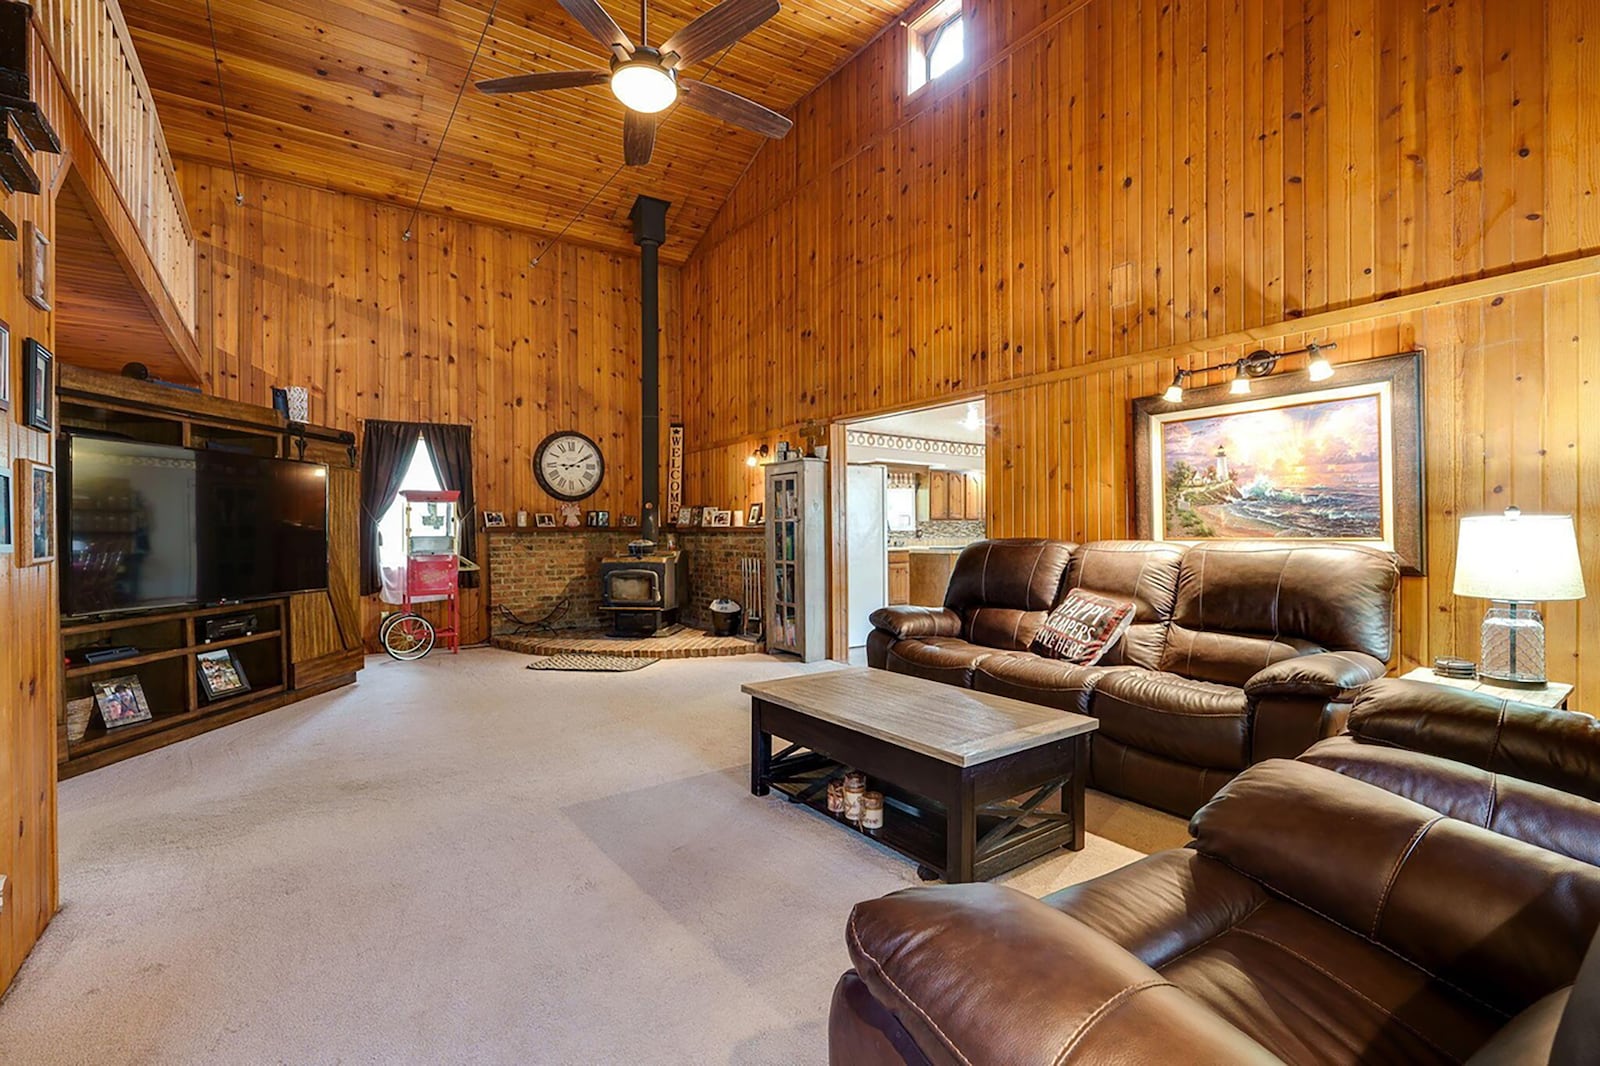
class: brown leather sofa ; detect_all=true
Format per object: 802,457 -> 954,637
829,678 -> 1600,1065
867,538 -> 1399,815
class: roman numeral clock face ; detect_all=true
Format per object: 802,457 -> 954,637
535,431 -> 605,501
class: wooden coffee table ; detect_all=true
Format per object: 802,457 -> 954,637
742,667 -> 1098,883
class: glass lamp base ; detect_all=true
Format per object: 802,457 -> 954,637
1479,601 -> 1547,688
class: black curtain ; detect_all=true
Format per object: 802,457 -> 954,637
419,423 -> 479,589
360,420 -> 422,596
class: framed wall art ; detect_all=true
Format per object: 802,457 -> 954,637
0,319 -> 10,413
0,467 -> 12,555
15,458 -> 53,566
1131,351 -> 1424,574
24,220 -> 50,311
22,337 -> 52,431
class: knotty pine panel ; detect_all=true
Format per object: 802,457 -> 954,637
0,35 -> 65,997
180,164 -> 681,644
680,0 -> 1600,704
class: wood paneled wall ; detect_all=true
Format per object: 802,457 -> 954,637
0,34 -> 65,998
680,0 -> 1600,700
180,163 -> 681,643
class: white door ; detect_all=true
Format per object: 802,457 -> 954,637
846,465 -> 889,647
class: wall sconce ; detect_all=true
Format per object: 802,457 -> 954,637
746,444 -> 770,468
1162,342 -> 1338,405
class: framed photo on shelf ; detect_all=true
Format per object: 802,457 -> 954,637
0,319 -> 10,413
24,220 -> 50,311
620,513 -> 639,527
482,510 -> 507,528
534,512 -> 556,528
93,674 -> 153,729
1131,351 -> 1425,574
710,509 -> 733,527
0,467 -> 12,555
747,503 -> 764,525
197,648 -> 251,701
22,338 -> 52,431
15,458 -> 52,566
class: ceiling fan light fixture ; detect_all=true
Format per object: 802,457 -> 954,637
612,61 -> 677,113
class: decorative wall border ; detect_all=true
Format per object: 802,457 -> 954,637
845,430 -> 985,458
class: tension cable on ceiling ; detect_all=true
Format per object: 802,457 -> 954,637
202,0 -> 243,205
403,0 -> 504,242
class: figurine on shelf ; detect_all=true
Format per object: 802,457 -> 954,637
559,502 -> 583,528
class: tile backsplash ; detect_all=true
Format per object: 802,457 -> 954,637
889,519 -> 986,548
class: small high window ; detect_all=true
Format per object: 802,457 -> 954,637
907,1 -> 965,95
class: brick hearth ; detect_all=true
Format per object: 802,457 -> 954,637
486,527 -> 767,635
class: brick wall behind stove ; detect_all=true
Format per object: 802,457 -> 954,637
487,528 -> 768,633
676,529 -> 765,630
487,531 -> 637,633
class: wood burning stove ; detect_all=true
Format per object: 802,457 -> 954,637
599,546 -> 687,637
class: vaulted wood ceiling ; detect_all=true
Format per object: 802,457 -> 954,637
120,0 -> 904,261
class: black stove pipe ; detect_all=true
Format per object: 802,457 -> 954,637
631,196 -> 670,543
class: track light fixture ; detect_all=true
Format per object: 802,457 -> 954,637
1160,342 -> 1339,405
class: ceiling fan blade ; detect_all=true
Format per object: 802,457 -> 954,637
476,70 -> 609,94
623,110 -> 659,166
678,79 -> 792,138
659,0 -> 779,69
557,0 -> 634,55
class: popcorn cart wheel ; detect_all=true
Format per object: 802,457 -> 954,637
382,489 -> 464,661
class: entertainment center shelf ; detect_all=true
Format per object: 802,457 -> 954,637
55,365 -> 367,778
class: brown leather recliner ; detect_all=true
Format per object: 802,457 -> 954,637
829,678 -> 1600,1065
869,538 -> 1399,815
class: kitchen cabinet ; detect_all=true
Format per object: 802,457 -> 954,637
928,471 -> 948,520
888,551 -> 911,605
928,472 -> 984,522
909,551 -> 960,606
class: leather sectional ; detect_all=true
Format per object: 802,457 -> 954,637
828,678 -> 1600,1065
867,538 -> 1400,815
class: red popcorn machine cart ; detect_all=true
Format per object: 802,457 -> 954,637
379,489 -> 466,660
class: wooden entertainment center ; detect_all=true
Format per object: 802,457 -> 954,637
55,366 -> 365,778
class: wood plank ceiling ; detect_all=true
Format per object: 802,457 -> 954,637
119,0 -> 905,261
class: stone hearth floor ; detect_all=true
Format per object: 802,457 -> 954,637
492,627 -> 759,659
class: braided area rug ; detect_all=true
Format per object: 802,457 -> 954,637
525,653 -> 657,672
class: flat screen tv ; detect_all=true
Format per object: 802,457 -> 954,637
62,435 -> 329,618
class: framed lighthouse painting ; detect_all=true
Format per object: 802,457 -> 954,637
1132,351 -> 1424,575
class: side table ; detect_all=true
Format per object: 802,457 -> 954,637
1400,667 -> 1573,711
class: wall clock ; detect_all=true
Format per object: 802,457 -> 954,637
534,431 -> 605,501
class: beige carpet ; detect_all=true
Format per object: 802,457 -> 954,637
0,650 -> 1187,1064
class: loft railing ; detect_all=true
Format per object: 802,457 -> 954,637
32,0 -> 196,335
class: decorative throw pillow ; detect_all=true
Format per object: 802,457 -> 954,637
1030,589 -> 1137,664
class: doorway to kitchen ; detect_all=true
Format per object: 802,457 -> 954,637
836,398 -> 987,661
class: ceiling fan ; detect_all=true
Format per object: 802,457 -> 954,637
477,0 -> 794,167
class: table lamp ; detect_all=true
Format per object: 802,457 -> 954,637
1453,507 -> 1586,687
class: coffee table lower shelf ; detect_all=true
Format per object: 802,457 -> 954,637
766,762 -> 1078,882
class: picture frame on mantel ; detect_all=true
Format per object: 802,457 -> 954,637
1131,351 -> 1425,575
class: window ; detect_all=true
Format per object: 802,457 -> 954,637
907,0 -> 965,95
377,434 -> 442,571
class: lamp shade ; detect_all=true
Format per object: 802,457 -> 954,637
1453,510 -> 1587,602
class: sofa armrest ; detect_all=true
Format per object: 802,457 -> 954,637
1348,678 -> 1600,801
1192,759 -> 1600,1016
868,605 -> 962,641
845,884 -> 1278,1066
1243,651 -> 1387,702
